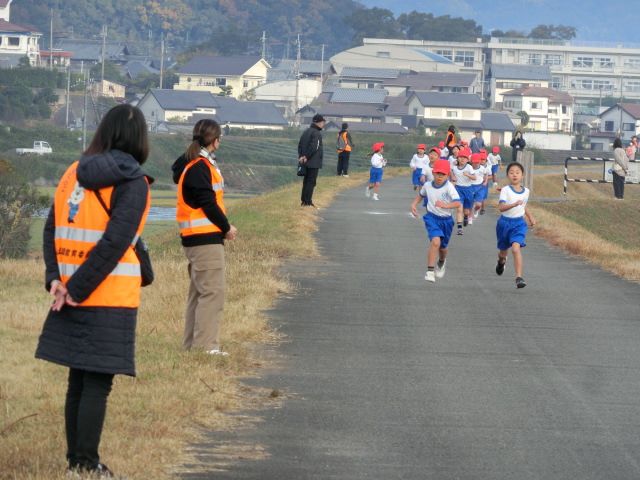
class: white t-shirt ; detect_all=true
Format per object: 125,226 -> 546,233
451,164 -> 476,187
409,153 -> 429,170
470,165 -> 487,185
440,147 -> 449,159
487,153 -> 501,167
371,153 -> 386,168
499,185 -> 530,218
448,155 -> 458,167
421,163 -> 434,183
419,180 -> 460,217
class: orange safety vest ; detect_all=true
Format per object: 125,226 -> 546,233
337,131 -> 352,152
53,161 -> 150,308
176,157 -> 226,236
446,131 -> 456,148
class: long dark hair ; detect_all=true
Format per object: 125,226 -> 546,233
613,137 -> 623,149
85,104 -> 149,164
186,119 -> 221,161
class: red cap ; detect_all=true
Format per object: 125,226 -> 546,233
417,143 -> 426,150
471,153 -> 482,163
461,140 -> 469,146
492,146 -> 501,154
429,146 -> 441,156
480,150 -> 488,160
372,142 -> 384,152
438,141 -> 445,148
458,147 -> 472,159
432,160 -> 451,175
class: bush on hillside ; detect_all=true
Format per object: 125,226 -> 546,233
0,160 -> 49,258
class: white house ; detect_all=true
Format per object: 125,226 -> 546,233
501,86 -> 573,133
0,0 -> 41,67
590,103 -> 640,151
488,64 -> 551,108
252,78 -> 322,119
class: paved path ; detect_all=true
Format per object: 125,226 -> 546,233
183,176 -> 640,480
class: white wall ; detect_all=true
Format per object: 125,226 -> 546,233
524,132 -> 574,150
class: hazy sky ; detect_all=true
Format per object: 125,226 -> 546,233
361,0 -> 640,44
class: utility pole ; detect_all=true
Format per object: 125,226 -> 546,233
82,69 -> 89,150
100,25 -> 107,87
320,43 -> 325,86
65,66 -> 71,128
261,31 -> 266,59
159,32 -> 165,89
294,33 -> 301,124
48,9 -> 53,69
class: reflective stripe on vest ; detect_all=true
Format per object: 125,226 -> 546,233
176,157 -> 226,237
53,161 -> 150,308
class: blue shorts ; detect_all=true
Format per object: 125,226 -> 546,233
491,164 -> 499,175
370,167 -> 383,184
496,215 -> 528,251
480,184 -> 489,200
412,168 -> 423,186
455,185 -> 474,209
471,184 -> 484,203
423,212 -> 454,249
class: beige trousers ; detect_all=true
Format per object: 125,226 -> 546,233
182,244 -> 225,351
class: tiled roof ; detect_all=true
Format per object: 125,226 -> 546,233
419,111 -> 514,132
178,55 -> 265,76
384,71 -> 477,90
313,103 -> 386,118
501,86 -> 573,104
619,103 -> 640,119
0,1 -> 10,7
384,95 -> 410,115
204,96 -> 287,125
331,88 -> 388,104
149,89 -> 220,110
325,121 -> 407,134
125,61 -> 159,80
0,19 -> 39,34
411,92 -> 486,109
55,39 -> 127,62
490,64 -> 552,81
339,67 -> 401,79
273,59 -> 331,74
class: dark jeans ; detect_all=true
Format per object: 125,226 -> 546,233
612,171 -> 625,199
65,368 -> 114,470
337,151 -> 350,175
301,167 -> 319,205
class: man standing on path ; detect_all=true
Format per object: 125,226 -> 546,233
470,130 -> 485,153
298,114 -> 325,207
336,122 -> 354,177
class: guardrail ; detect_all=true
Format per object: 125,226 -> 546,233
563,156 -> 640,195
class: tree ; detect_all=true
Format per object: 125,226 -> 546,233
346,7 -> 402,46
218,85 -> 233,97
528,24 -> 576,40
490,29 -> 527,38
90,61 -> 124,84
398,12 -> 482,42
516,111 -> 530,126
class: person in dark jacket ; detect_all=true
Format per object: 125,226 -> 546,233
172,119 -> 237,356
298,113 -> 326,207
36,105 -> 152,478
336,122 -> 354,177
510,130 -> 526,162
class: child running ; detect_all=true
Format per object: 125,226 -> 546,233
409,144 -> 428,191
366,142 -> 386,200
411,160 -> 461,283
495,162 -> 537,289
450,147 -> 476,232
488,146 -> 502,188
478,151 -> 491,215
469,153 -> 488,219
438,141 -> 449,160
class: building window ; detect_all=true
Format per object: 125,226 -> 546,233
523,53 -> 541,65
562,105 -> 567,114
590,142 -> 604,151
551,76 -> 562,89
597,57 -> 613,69
243,80 -> 249,88
216,78 -> 226,86
435,49 -> 453,61
376,51 -> 390,58
503,99 -> 522,109
623,123 -> 635,131
544,54 -> 562,65
413,108 -> 418,115
446,110 -> 458,118
604,121 -> 614,132
624,58 -> 640,69
593,79 -> 614,91
625,80 -> 640,92
530,101 -> 541,110
187,77 -> 191,83
454,51 -> 475,67
8,37 -> 19,46
573,56 -> 593,68
497,81 -> 524,89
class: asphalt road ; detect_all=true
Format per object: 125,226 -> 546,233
182,176 -> 640,480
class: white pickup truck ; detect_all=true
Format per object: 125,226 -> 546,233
16,141 -> 53,155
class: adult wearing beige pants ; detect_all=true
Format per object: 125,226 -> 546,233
173,119 -> 237,356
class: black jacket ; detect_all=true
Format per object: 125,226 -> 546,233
298,124 -> 324,169
171,153 -> 230,247
36,150 -> 151,376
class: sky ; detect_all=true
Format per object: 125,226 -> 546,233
361,0 -> 640,44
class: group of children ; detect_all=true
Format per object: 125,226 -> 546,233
364,138 -> 536,289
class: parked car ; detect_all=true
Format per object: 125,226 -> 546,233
16,141 -> 52,155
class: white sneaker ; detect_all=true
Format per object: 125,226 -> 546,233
372,193 -> 379,200
435,260 -> 446,278
343,174 -> 349,178
207,349 -> 229,357
365,186 -> 371,197
424,270 -> 436,282
473,210 -> 479,218
468,217 -> 473,225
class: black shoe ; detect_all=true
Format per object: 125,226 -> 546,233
496,260 -> 506,276
480,209 -> 485,215
515,277 -> 527,289
463,216 -> 468,227
68,463 -> 115,479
